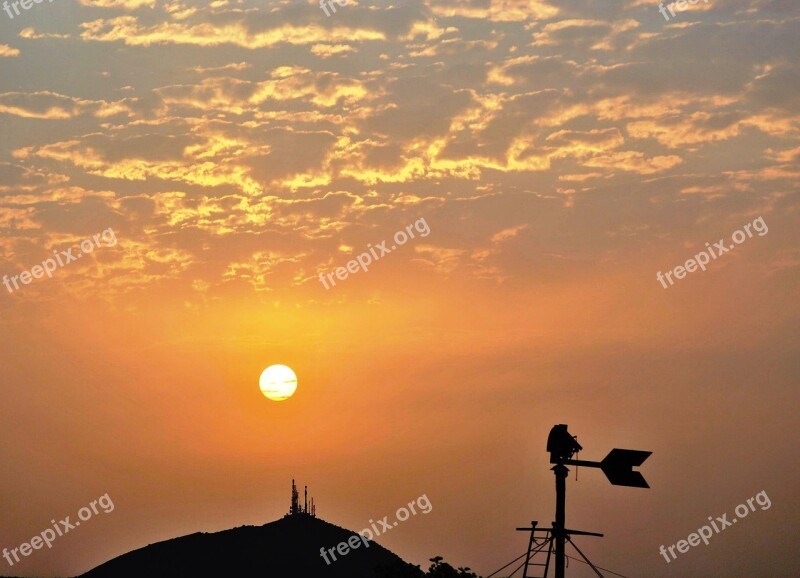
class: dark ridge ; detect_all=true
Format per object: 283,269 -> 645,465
79,513 -> 424,578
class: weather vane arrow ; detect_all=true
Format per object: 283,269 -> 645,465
599,448 -> 652,488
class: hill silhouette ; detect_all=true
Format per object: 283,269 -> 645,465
79,513 -> 425,578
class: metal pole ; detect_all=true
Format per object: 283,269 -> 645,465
553,464 -> 568,578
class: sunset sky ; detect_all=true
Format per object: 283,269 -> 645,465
1,0 -> 798,576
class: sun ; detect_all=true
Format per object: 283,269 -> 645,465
259,364 -> 298,401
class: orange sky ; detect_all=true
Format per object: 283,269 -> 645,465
1,1 -> 799,577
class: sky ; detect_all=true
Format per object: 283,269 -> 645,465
0,0 -> 798,576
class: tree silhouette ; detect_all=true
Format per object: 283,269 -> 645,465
425,556 -> 481,577
374,555 -> 481,578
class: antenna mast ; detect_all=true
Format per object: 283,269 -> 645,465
290,479 -> 300,515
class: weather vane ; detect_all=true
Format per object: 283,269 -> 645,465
489,424 -> 652,578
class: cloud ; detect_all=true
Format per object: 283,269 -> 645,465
582,150 -> 683,174
79,0 -> 156,9
223,250 -> 306,292
310,44 -> 356,58
431,0 -> 559,22
546,128 -> 626,155
190,62 -> 252,74
18,28 -> 71,40
0,92 -> 131,120
80,15 -> 386,48
531,19 -> 612,49
0,44 -> 20,57
0,0 -> 796,299
156,67 -> 370,112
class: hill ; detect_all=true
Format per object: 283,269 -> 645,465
79,513 -> 424,578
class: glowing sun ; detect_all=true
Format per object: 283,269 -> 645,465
259,364 -> 298,401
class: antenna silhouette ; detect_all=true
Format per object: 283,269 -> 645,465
290,479 -> 299,515
287,479 -> 317,518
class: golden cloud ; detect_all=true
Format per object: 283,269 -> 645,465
80,0 -> 156,8
80,16 -> 385,48
431,0 -> 558,22
0,44 -> 20,57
